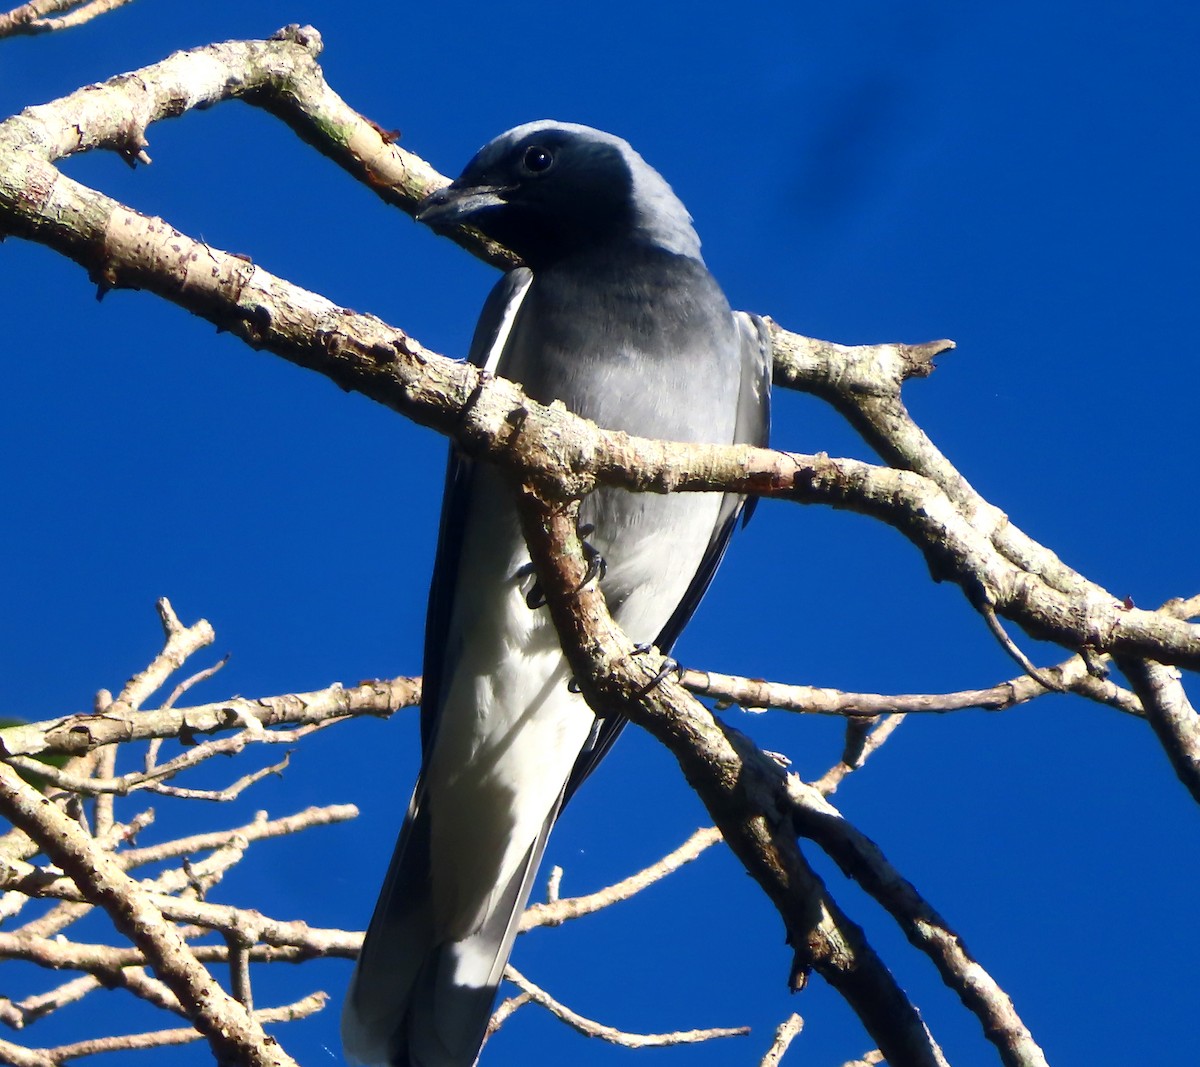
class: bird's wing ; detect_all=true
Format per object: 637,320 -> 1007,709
562,311 -> 772,801
419,267 -> 533,749
343,268 -> 536,1067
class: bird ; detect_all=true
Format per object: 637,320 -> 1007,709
342,120 -> 771,1067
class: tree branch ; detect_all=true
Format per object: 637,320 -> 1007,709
0,761 -> 297,1067
3,993 -> 325,1065
0,676 -> 418,759
682,654 -> 1142,718
0,0 -> 135,38
2,23 -> 1195,1064
784,778 -> 1048,1067
520,826 -> 722,931
516,492 -> 950,1067
2,28 -> 1197,692
500,965 -> 749,1050
759,1013 -> 804,1067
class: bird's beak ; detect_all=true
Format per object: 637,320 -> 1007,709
415,183 -> 509,228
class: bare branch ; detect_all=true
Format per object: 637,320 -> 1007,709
785,777 -> 1049,1067
118,804 -> 357,869
7,725 -> 312,798
0,675 -> 418,759
978,604 -> 1065,693
759,1013 -> 804,1067
12,993 -> 325,1064
686,652 -> 1145,717
486,991 -> 534,1039
517,492 -> 951,1067
111,967 -> 184,1018
0,1036 -> 53,1067
4,868 -> 362,957
813,715 -> 908,796
501,965 -> 749,1049
119,599 -> 216,711
1116,658 -> 1200,802
841,1053 -> 886,1067
0,0 -> 135,38
226,934 -> 254,1010
159,656 -> 229,713
8,934 -> 327,969
521,826 -> 722,931
2,31 -> 1197,697
146,752 -> 291,802
0,761 -> 299,1067
1,973 -> 101,1029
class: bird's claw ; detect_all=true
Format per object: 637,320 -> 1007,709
516,562 -> 547,609
576,523 -> 607,590
629,644 -> 684,695
517,523 -> 604,609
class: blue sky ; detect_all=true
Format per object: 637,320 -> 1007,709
2,2 -> 1198,1065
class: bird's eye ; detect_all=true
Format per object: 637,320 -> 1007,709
523,145 -> 553,173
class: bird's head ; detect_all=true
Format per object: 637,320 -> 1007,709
416,121 -> 701,269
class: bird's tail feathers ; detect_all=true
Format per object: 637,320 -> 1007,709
343,787 -> 435,1065
343,791 -> 560,1067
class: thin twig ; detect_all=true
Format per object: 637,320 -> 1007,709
17,993 -> 326,1063
759,1013 -> 804,1067
502,965 -> 749,1049
521,826 -> 722,930
683,655 -> 1142,717
979,604 -> 1065,692
146,752 -> 291,802
0,0 -> 136,38
160,656 -> 229,712
486,991 -> 533,1038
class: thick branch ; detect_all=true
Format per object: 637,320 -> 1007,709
1,30 -> 1197,690
786,779 -> 1048,1067
517,492 -> 949,1067
0,25 -> 1194,1062
1116,658 -> 1200,802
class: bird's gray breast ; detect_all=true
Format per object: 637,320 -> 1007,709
498,247 -> 741,635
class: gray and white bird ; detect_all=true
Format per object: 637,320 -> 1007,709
343,121 -> 770,1067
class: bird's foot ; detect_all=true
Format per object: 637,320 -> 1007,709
629,643 -> 685,695
517,524 -> 604,610
576,523 -> 607,589
516,562 -> 547,609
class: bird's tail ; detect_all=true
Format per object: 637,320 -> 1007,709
342,789 -> 557,1067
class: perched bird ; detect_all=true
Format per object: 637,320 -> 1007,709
343,121 -> 771,1067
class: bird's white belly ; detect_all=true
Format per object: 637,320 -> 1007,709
423,469 -> 722,939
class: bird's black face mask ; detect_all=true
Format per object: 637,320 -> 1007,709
416,130 -> 635,268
